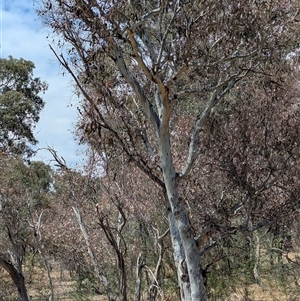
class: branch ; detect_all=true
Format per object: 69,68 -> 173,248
166,65 -> 189,89
127,7 -> 162,32
49,45 -> 94,105
180,72 -> 246,178
138,28 -> 158,63
140,129 -> 155,160
27,210 -> 44,242
135,253 -> 144,301
0,254 -> 19,279
156,6 -> 178,68
93,113 -> 165,189
126,29 -> 169,114
175,89 -> 202,97
0,252 -> 29,300
127,28 -> 157,83
112,44 -> 160,134
47,146 -> 68,170
112,197 -> 127,235
158,228 -> 170,242
72,206 -> 113,298
179,88 -> 218,178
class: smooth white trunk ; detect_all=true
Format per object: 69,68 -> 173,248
114,37 -> 207,301
160,133 -> 207,301
168,212 -> 192,301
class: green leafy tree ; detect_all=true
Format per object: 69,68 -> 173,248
0,56 -> 48,157
0,55 -> 49,300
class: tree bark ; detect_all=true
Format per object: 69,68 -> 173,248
159,132 -> 207,301
135,253 -> 144,301
168,212 -> 192,301
0,254 -> 30,301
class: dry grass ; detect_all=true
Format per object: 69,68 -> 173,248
0,262 -> 107,301
1,255 -> 300,301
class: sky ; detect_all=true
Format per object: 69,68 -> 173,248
1,0 -> 84,166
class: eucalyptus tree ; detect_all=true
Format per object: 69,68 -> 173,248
184,68 -> 300,298
0,56 -> 47,157
0,56 -> 49,300
0,158 -> 54,301
37,1 -> 300,300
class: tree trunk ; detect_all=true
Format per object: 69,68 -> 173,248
159,133 -> 207,301
167,195 -> 207,301
148,227 -> 169,301
72,207 -> 115,301
168,212 -> 192,301
0,255 -> 30,301
135,253 -> 144,301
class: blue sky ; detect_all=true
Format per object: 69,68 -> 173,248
1,0 -> 83,166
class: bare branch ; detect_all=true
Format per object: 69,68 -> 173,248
180,71 -> 247,178
156,3 -> 179,68
112,44 -> 160,134
72,206 -> 114,300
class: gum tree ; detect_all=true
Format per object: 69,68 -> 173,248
0,56 -> 48,300
0,56 -> 47,157
37,1 -> 300,300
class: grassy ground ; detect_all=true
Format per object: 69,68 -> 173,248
1,254 -> 300,301
0,262 -> 106,301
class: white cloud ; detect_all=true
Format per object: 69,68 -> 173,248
1,0 -> 82,166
